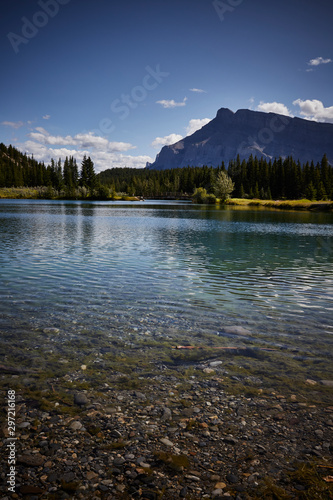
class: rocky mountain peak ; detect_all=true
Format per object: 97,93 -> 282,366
147,107 -> 333,170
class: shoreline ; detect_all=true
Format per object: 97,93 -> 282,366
1,189 -> 333,212
0,327 -> 332,499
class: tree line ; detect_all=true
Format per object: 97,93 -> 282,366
99,154 -> 333,200
0,142 -> 332,200
0,143 -> 105,199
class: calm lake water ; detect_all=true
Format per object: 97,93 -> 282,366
0,199 -> 333,364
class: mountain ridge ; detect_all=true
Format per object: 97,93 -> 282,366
147,107 -> 333,170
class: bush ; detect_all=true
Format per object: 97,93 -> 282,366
192,187 -> 217,204
95,184 -> 110,199
205,193 -> 217,204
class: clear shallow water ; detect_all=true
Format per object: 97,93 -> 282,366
0,200 -> 332,359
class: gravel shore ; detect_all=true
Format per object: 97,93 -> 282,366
1,355 -> 332,499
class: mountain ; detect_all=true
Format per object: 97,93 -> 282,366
146,108 -> 333,170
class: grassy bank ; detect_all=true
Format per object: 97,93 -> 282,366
0,187 -> 40,199
0,186 -> 139,201
225,197 -> 333,211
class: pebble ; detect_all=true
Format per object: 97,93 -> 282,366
113,457 -> 125,466
226,473 -> 239,484
160,438 -> 174,447
17,421 -> 31,428
203,368 -> 215,374
209,361 -> 223,367
74,392 -> 89,406
315,429 -> 324,439
86,471 -> 98,480
70,420 -> 83,431
215,482 -> 226,489
161,407 -> 172,421
212,488 -> 224,497
18,453 -> 44,467
306,379 -> 317,385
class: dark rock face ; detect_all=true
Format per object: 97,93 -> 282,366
147,108 -> 333,170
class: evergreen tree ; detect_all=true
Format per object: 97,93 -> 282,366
305,182 -> 317,200
80,155 -> 96,196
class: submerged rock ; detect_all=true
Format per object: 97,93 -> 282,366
321,380 -> 333,387
43,327 -> 60,334
224,325 -> 252,336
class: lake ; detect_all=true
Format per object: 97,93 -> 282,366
0,199 -> 332,383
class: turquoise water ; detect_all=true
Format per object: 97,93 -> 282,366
0,199 -> 332,358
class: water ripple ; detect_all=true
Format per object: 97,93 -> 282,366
0,200 -> 332,356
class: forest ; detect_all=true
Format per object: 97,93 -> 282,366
97,154 -> 333,201
0,142 -> 332,201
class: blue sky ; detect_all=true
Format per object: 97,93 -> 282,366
1,0 -> 333,172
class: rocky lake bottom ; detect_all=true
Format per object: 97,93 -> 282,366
0,323 -> 332,500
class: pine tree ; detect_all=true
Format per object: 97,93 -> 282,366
253,182 -> 260,199
306,182 -> 317,201
80,155 -> 96,196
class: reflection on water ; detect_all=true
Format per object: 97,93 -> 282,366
0,200 -> 332,358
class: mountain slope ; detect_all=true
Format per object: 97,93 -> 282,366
147,108 -> 333,170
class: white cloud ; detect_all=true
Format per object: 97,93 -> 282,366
35,127 -> 50,135
189,88 -> 207,93
151,117 -> 211,150
28,132 -> 74,146
185,118 -> 211,136
151,133 -> 183,149
27,128 -> 135,152
22,139 -> 152,173
1,120 -> 24,129
293,99 -> 333,123
43,114 -> 51,120
22,128 -> 145,172
256,101 -> 293,117
156,97 -> 187,108
308,56 -> 332,67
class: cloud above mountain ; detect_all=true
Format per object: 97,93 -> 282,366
151,133 -> 183,149
151,118 -> 212,149
257,101 -> 293,117
185,118 -> 211,136
293,99 -> 333,123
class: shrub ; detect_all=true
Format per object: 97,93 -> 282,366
192,187 -> 216,204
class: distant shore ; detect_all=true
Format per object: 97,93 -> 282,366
0,188 -> 333,212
